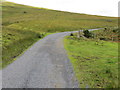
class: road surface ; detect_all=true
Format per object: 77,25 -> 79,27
2,28 -> 103,88
2,31 -> 78,88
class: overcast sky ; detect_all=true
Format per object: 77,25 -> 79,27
6,0 -> 119,17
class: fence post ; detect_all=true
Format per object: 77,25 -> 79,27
77,30 -> 80,38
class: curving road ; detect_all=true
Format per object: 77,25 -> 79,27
2,28 -> 102,88
2,31 -> 78,88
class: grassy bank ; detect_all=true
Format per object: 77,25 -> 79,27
64,30 -> 118,88
1,1 -> 118,67
2,27 -> 49,68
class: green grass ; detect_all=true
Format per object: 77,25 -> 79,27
2,27 -> 52,68
1,1 -> 118,68
64,36 -> 118,88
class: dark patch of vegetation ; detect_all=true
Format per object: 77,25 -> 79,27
70,33 -> 74,36
23,11 -> 27,13
83,30 -> 94,38
38,34 -> 44,38
99,37 -> 106,40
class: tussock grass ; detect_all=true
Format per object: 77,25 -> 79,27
2,1 -> 118,67
92,28 -> 119,42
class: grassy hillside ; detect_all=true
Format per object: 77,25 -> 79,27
64,28 -> 119,88
2,2 -> 117,31
1,1 -> 118,68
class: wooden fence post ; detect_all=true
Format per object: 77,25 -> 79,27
77,30 -> 80,38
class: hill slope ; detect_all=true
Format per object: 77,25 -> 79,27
1,1 -> 118,67
2,2 -> 118,31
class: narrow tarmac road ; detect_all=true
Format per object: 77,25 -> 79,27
2,31 -> 78,88
2,28 -> 102,88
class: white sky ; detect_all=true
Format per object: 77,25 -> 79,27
6,0 -> 119,17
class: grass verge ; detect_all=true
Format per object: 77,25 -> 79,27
64,35 -> 118,88
2,27 -> 53,68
